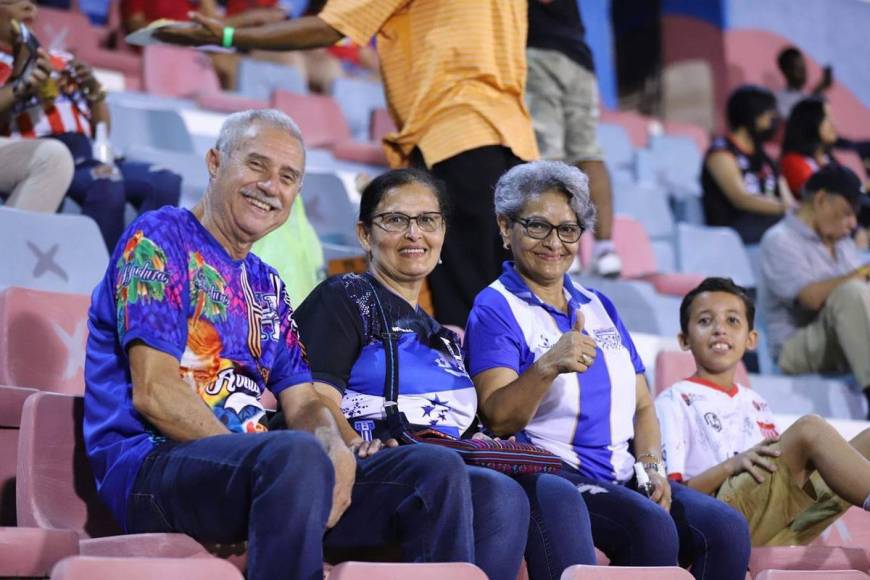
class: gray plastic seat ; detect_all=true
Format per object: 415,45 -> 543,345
331,77 -> 387,142
0,207 -> 108,294
301,172 -> 360,247
676,223 -> 755,288
238,58 -> 307,101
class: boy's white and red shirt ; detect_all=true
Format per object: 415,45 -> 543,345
0,49 -> 92,139
655,377 -> 779,482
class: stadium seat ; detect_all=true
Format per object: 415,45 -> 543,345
371,108 -> 397,143
579,216 -> 704,297
749,546 -> 870,577
653,350 -> 750,396
676,223 -> 755,288
560,564 -> 694,579
573,274 -> 681,337
811,507 -> 870,554
328,561 -> 487,580
331,77 -> 388,142
0,385 -> 36,525
16,392 -> 223,561
0,208 -> 108,294
662,119 -> 710,153
237,59 -> 308,101
754,571 -> 869,579
645,135 -> 704,199
0,527 -> 79,578
142,46 -> 269,112
108,103 -> 196,155
301,172 -> 360,247
612,182 -> 676,240
597,123 -> 636,181
50,556 -> 244,580
272,91 -> 388,166
0,287 -> 90,394
600,109 -> 651,148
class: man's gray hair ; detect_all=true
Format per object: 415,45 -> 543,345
494,160 -> 597,231
215,109 -> 305,158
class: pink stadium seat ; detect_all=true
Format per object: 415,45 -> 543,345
754,571 -> 870,580
749,546 -> 870,577
0,287 -> 90,395
328,561 -> 487,580
600,109 -> 652,148
810,507 -> 870,555
0,384 -> 36,525
50,556 -> 244,580
0,527 -> 79,578
16,392 -> 221,561
142,46 -> 269,111
371,107 -> 398,143
579,216 -> 704,296
654,350 -> 750,396
561,564 -> 694,579
272,91 -> 388,166
836,150 -> 868,184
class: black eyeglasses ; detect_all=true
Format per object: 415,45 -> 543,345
372,212 -> 444,233
511,217 -> 584,243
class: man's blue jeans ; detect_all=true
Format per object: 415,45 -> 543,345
559,466 -> 751,580
126,432 -> 477,580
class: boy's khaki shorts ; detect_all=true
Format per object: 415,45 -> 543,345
716,448 -> 850,546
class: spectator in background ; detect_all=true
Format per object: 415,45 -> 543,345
776,46 -> 832,119
525,0 -> 621,278
158,0 -> 540,328
781,96 -> 839,194
760,164 -> 870,419
0,30 -> 72,211
701,85 -> 796,244
1,0 -> 182,250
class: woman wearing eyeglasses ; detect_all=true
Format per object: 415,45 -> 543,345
291,168 -> 596,580
463,161 -> 751,579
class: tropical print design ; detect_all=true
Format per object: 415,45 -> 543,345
115,230 -> 171,337
189,251 -> 229,323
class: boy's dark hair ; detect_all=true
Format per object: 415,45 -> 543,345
358,168 -> 450,226
782,96 -> 827,158
726,85 -> 777,131
680,277 -> 756,334
777,46 -> 803,74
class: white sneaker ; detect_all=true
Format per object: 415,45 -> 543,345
592,250 -> 622,278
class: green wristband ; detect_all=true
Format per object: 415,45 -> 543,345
222,26 -> 235,48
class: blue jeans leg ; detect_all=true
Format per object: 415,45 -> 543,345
67,163 -> 127,250
670,482 -> 751,580
517,473 -> 597,580
126,431 -> 334,580
558,469 -> 679,567
324,445 -> 475,565
118,160 -> 182,212
466,466 -> 529,580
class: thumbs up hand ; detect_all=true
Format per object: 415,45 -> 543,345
537,308 -> 598,377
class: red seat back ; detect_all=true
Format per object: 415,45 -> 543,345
329,562 -> 487,580
32,7 -> 98,53
654,350 -> 750,397
272,90 -> 351,148
50,555 -> 244,580
370,107 -> 397,142
17,392 -> 121,538
811,507 -> 870,553
143,45 -> 221,98
580,216 -> 657,278
0,287 -> 90,395
561,564 -> 694,579
0,385 -> 37,525
755,571 -> 870,579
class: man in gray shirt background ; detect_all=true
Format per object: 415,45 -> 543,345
760,164 -> 870,418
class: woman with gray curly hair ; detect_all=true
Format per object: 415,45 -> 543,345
464,160 -> 751,579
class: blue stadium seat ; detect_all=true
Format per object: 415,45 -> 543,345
676,223 -> 755,288
330,78 -> 387,142
646,134 -> 703,199
597,123 -> 635,182
613,182 -> 675,240
109,102 -> 196,155
237,59 -> 307,101
573,274 -> 680,337
0,207 -> 108,294
301,172 -> 359,247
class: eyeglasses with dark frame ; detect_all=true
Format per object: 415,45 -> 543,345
372,212 -> 445,233
511,217 -> 584,243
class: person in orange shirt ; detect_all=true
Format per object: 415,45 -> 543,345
158,0 -> 539,327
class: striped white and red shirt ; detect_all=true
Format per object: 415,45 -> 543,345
0,49 -> 92,139
655,378 -> 779,483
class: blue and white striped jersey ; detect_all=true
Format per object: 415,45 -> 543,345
465,262 -> 645,482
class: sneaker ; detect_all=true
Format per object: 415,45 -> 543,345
592,250 -> 622,278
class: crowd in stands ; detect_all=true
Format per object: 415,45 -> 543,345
1,1 -> 869,579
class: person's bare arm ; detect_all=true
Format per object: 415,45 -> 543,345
684,438 -> 781,495
633,375 -> 671,509
224,8 -> 288,28
706,151 -> 787,215
280,382 -> 356,527
129,342 -> 229,441
796,265 -> 870,311
474,311 -> 597,436
155,12 -> 342,51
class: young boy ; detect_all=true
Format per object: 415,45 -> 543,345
655,277 -> 870,546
